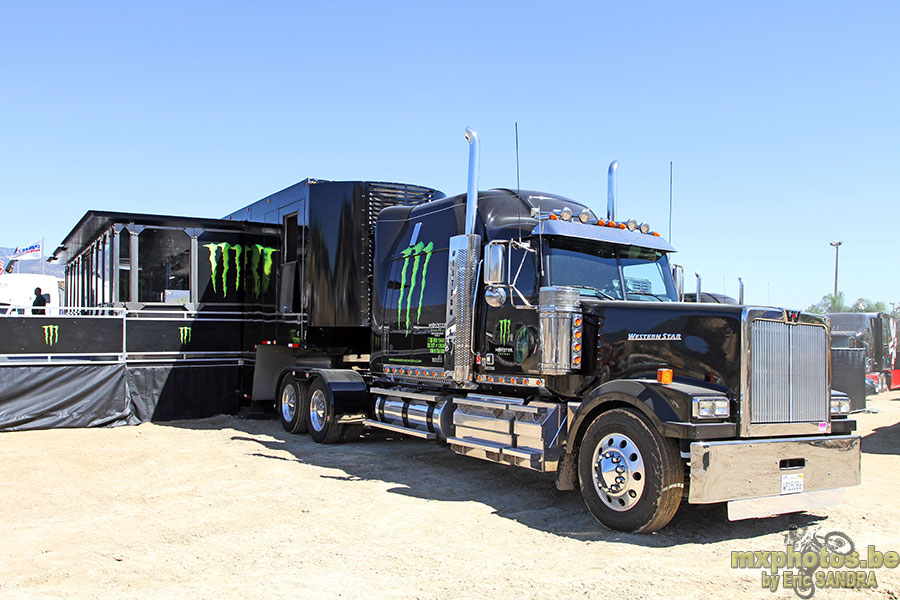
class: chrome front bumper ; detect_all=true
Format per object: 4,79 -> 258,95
688,435 -> 861,511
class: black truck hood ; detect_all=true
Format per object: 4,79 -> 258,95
581,300 -> 744,394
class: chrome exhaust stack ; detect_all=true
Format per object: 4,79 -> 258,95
738,277 -> 744,304
445,127 -> 483,385
695,272 -> 702,302
607,160 -> 619,221
464,127 -> 480,235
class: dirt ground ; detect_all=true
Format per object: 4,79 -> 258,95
1,392 -> 898,600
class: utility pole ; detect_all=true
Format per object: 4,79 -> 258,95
830,241 -> 842,297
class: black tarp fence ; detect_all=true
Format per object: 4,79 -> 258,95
0,363 -> 241,432
0,364 -> 134,431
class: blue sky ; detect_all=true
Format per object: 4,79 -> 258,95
1,1 -> 897,309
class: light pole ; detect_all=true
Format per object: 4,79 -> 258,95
830,241 -> 842,298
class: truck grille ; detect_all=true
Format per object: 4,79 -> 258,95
749,320 -> 828,424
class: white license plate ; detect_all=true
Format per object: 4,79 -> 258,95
781,473 -> 804,495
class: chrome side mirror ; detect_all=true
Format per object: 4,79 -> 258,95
671,263 -> 685,301
485,286 -> 507,307
484,242 -> 506,285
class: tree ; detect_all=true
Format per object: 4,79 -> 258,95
848,298 -> 887,313
806,292 -> 848,315
807,293 -> 893,315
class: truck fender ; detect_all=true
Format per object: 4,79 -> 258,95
556,379 -> 687,491
279,367 -> 369,415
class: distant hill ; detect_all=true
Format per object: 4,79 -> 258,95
0,247 -> 65,278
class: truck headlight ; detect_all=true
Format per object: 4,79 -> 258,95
830,398 -> 851,415
692,396 -> 730,419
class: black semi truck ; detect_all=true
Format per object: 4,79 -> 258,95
229,129 -> 860,533
828,312 -> 898,392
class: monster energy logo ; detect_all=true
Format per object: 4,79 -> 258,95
397,241 -> 434,334
42,325 -> 59,346
203,243 -> 279,298
498,319 -> 512,345
179,326 -> 192,344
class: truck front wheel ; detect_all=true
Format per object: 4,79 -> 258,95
577,408 -> 684,533
307,379 -> 345,444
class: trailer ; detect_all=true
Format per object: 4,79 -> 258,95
828,312 -> 898,392
1,130 -> 861,532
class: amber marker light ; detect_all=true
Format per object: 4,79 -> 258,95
597,219 -> 606,226
657,368 -> 674,384
549,214 -> 559,220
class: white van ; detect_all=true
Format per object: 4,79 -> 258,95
0,274 -> 63,314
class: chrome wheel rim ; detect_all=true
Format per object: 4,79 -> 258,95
591,432 -> 646,512
281,383 -> 296,422
309,389 -> 327,431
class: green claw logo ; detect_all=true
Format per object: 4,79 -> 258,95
42,325 -> 59,346
498,319 -> 512,345
179,326 -> 192,344
397,241 -> 434,335
203,243 -> 278,298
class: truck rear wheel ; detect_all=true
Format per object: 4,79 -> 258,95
308,379 -> 345,444
278,375 -> 308,434
577,408 -> 683,533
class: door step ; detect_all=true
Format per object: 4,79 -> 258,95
363,419 -> 437,440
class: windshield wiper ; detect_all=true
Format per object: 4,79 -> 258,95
572,285 -> 615,300
625,290 -> 667,302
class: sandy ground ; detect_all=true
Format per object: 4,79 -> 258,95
1,392 -> 898,600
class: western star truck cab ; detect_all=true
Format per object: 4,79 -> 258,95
251,129 -> 860,533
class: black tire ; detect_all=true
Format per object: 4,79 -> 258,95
307,378 -> 344,444
340,424 -> 363,442
824,531 -> 855,555
278,375 -> 308,434
577,408 -> 684,533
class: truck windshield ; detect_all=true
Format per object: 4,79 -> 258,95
546,238 -> 677,301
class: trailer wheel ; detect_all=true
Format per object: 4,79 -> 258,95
307,379 -> 344,444
278,375 -> 308,434
577,408 -> 683,533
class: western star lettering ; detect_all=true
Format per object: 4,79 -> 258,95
627,333 -> 682,341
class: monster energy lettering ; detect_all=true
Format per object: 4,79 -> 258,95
498,319 -> 512,345
179,326 -> 192,344
397,241 -> 433,334
42,324 -> 59,346
203,243 -> 278,298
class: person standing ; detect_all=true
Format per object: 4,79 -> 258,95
32,287 -> 47,315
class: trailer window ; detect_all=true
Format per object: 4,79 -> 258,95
138,228 -> 191,303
